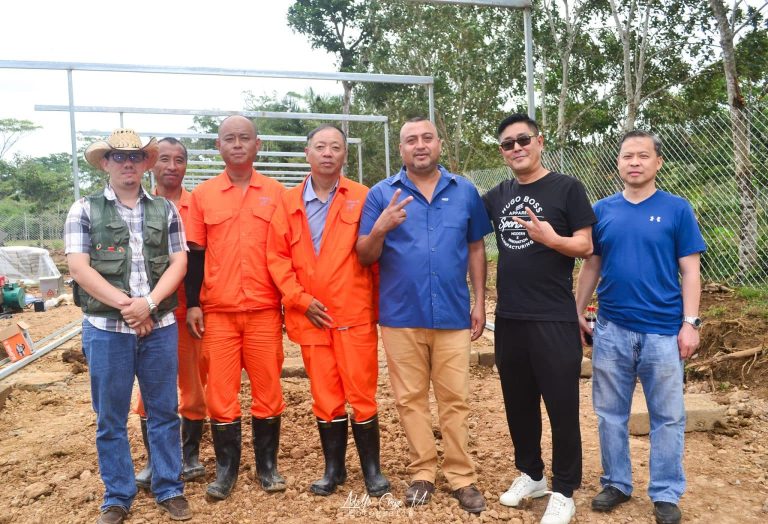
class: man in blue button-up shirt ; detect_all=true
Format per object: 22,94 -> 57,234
357,117 -> 492,514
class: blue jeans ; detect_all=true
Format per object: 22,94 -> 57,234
82,320 -> 183,511
592,316 -> 686,504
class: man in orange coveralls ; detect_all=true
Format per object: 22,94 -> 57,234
134,138 -> 208,490
267,124 -> 389,497
184,115 -> 286,499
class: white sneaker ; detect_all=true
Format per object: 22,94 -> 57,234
499,473 -> 549,507
540,492 -> 575,524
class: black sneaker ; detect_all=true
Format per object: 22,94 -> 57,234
654,501 -> 682,524
591,486 -> 631,512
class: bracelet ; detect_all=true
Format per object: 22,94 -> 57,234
145,294 -> 158,314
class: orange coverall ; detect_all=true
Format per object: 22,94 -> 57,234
267,175 -> 378,422
135,188 -> 207,420
185,169 -> 286,423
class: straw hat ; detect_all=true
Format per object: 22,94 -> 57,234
84,129 -> 159,170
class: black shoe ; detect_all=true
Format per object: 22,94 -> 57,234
252,416 -> 286,492
310,416 -> 348,496
591,486 -> 631,512
654,501 -> 682,524
181,417 -> 206,481
135,416 -> 152,491
206,419 -> 241,500
351,415 -> 390,497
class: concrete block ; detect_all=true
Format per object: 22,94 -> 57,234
281,357 -> 307,379
477,348 -> 495,368
9,371 -> 71,391
580,357 -> 592,378
469,350 -> 479,366
629,390 -> 726,436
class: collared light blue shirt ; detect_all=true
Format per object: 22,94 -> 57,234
303,176 -> 338,254
359,165 -> 492,329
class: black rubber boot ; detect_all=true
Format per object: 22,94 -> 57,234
310,416 -> 348,496
135,416 -> 152,491
352,415 -> 390,497
252,416 -> 286,492
181,417 -> 206,481
206,419 -> 241,500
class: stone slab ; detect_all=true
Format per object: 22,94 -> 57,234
281,356 -> 307,379
477,347 -> 495,368
9,371 -> 71,391
629,389 -> 726,436
580,357 -> 592,378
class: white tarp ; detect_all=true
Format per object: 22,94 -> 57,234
0,246 -> 61,284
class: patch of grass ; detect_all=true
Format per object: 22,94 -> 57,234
736,287 -> 768,301
704,305 -> 728,318
735,286 -> 768,318
744,304 -> 768,319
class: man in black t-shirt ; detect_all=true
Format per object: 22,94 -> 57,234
483,114 -> 596,524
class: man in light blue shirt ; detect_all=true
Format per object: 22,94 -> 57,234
357,117 -> 491,514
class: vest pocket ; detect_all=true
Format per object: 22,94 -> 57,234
144,220 -> 164,247
149,254 -> 170,283
85,251 -> 129,314
91,250 -> 127,277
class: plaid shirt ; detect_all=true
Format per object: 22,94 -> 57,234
64,185 -> 187,333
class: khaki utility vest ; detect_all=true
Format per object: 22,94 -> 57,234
75,194 -> 178,319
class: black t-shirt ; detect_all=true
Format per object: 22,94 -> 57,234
483,171 -> 596,321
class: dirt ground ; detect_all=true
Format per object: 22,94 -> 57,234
1,265 -> 767,523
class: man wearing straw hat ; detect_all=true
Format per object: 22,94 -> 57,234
65,129 -> 191,523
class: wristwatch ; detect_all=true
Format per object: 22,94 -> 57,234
683,316 -> 702,329
145,295 -> 158,314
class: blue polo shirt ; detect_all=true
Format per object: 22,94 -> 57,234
360,165 -> 492,329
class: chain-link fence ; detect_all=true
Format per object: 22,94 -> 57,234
466,107 -> 768,287
0,213 -> 66,250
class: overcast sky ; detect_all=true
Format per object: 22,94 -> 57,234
0,0 -> 340,158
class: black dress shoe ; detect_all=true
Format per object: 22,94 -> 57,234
591,486 -> 631,512
654,501 -> 682,524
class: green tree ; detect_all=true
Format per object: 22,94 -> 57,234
0,118 -> 41,158
9,153 -> 74,211
355,0 -> 524,175
288,0 -> 382,137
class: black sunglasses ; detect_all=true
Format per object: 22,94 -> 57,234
109,152 -> 146,163
500,134 -> 538,151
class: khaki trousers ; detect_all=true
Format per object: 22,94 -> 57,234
381,327 -> 477,490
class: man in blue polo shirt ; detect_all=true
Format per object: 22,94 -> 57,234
575,130 -> 705,524
357,117 -> 492,514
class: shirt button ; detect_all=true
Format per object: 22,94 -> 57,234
431,248 -> 436,252
429,227 -> 434,231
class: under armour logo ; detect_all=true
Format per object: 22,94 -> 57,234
649,215 -> 661,222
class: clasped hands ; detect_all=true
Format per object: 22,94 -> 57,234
119,296 -> 154,337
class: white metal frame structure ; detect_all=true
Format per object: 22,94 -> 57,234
0,60 -> 435,198
82,130 -> 364,189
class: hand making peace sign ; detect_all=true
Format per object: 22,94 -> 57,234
375,188 -> 414,234
511,206 -> 558,247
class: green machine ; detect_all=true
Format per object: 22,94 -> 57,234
2,281 -> 26,312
